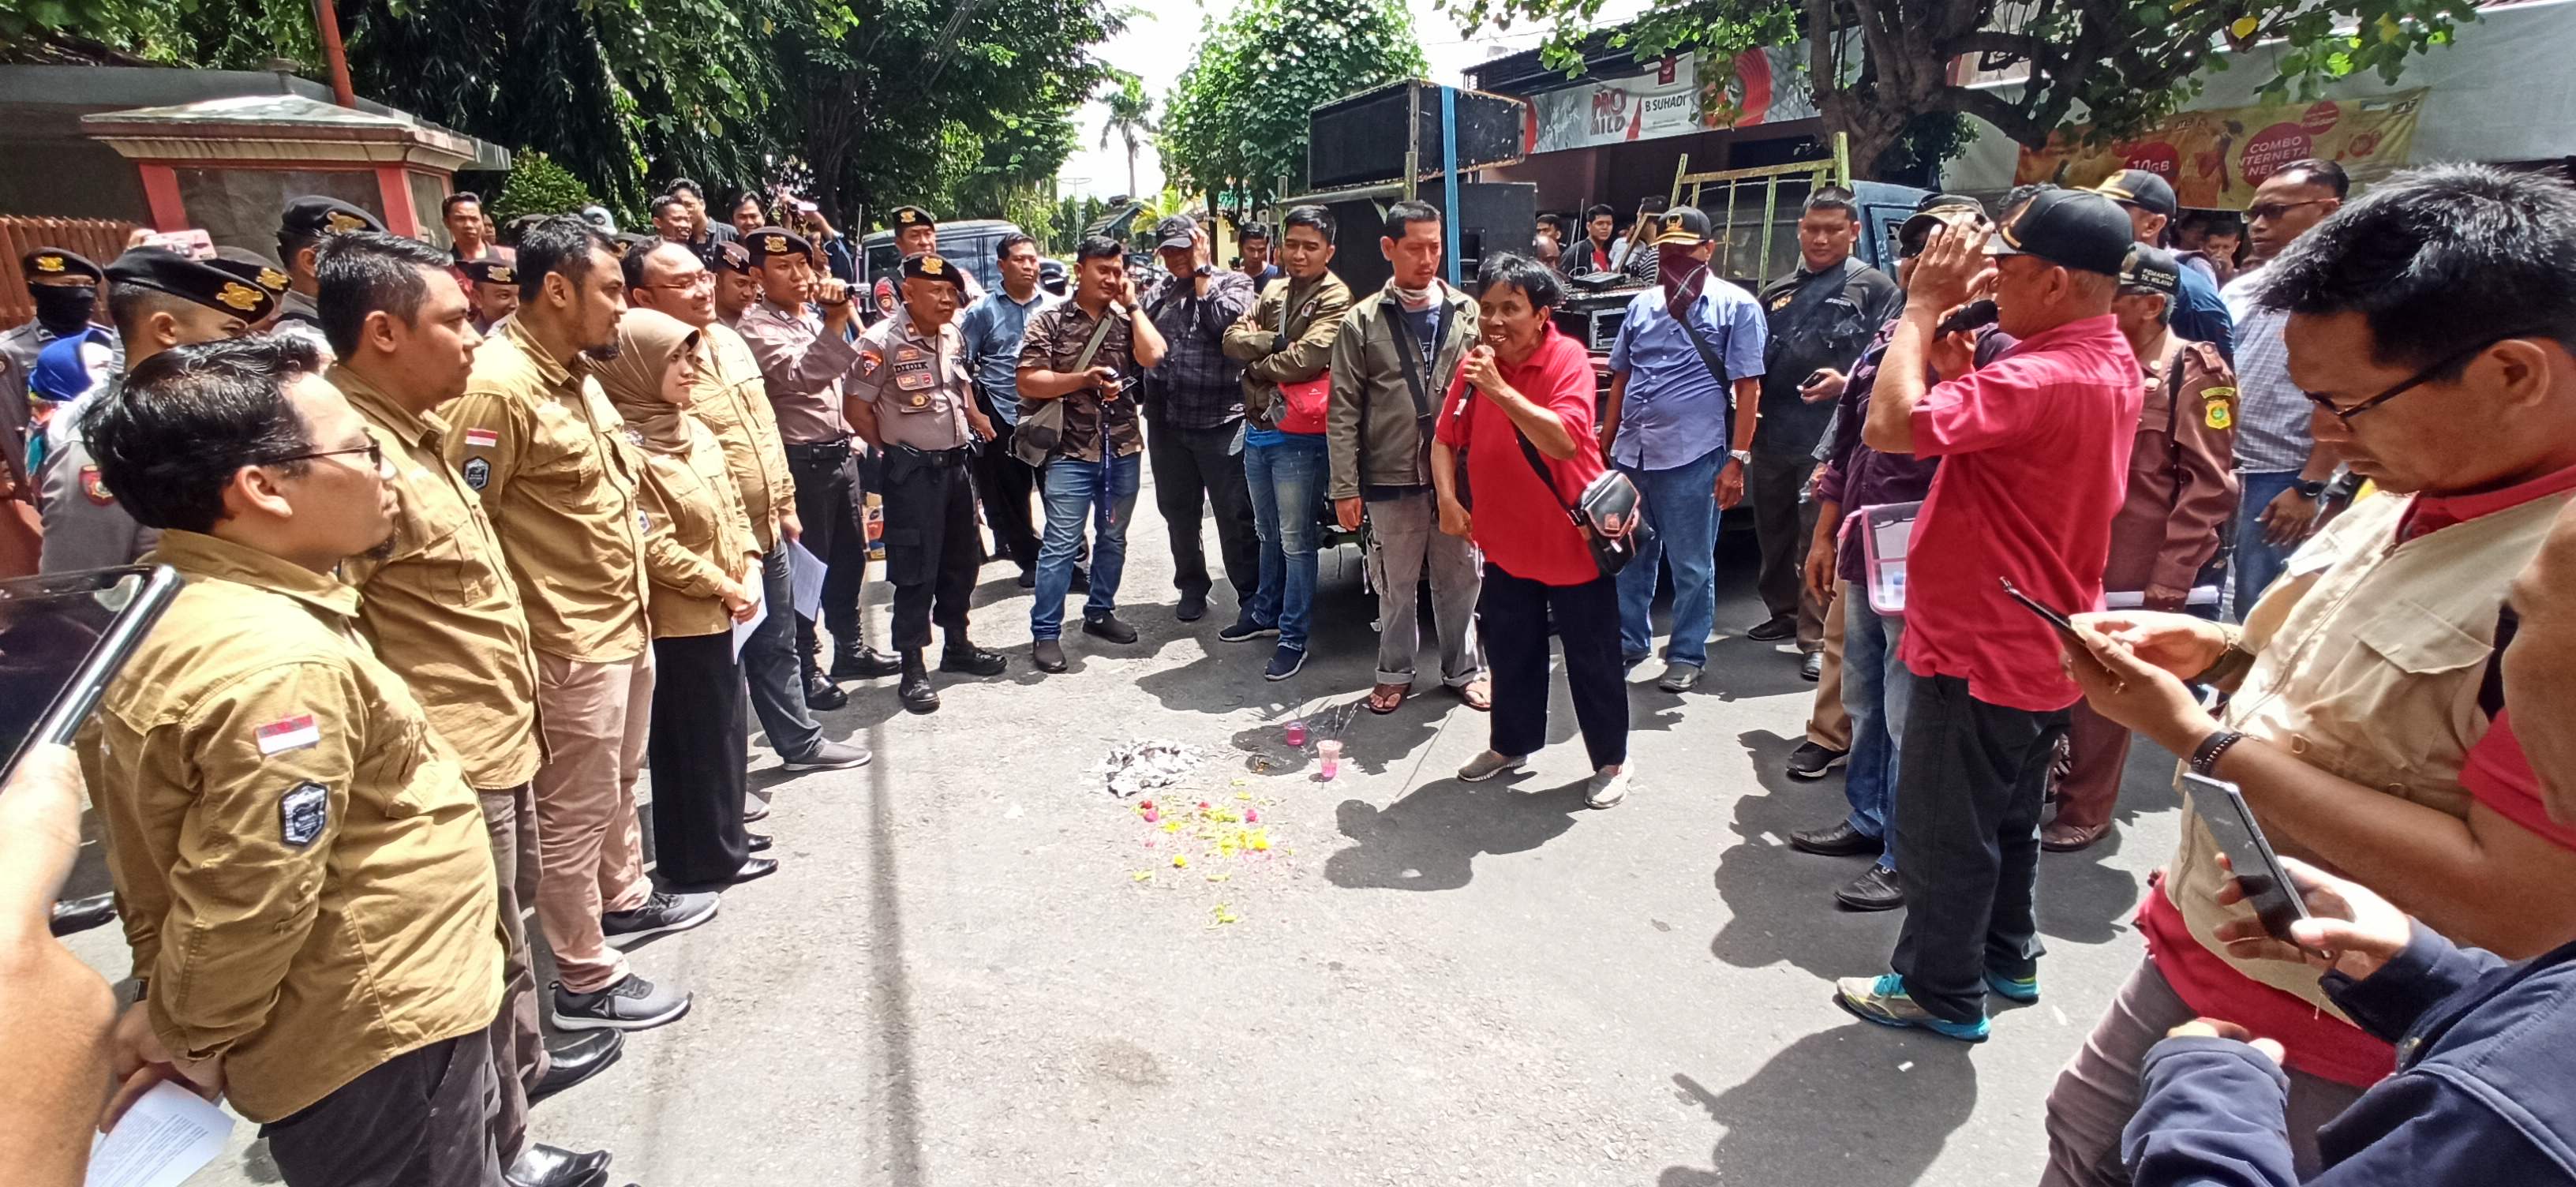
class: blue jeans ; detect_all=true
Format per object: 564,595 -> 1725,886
1243,434 -> 1327,650
2230,470 -> 2301,622
1615,446 -> 1724,667
1840,587 -> 1912,871
1030,451 -> 1141,640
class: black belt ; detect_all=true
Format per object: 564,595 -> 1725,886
893,444 -> 974,468
784,438 -> 850,458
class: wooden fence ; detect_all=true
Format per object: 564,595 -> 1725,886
0,216 -> 141,330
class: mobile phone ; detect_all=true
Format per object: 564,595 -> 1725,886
1997,577 -> 2084,647
2182,773 -> 2312,942
1935,298 -> 1999,338
1800,369 -> 1829,388
0,565 -> 183,786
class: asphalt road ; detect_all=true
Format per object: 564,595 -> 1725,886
67,481 -> 2185,1187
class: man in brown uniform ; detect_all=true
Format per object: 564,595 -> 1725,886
315,231 -> 622,1187
81,335 -> 507,1185
2046,245 -> 2238,852
734,226 -> 900,709
444,215 -> 714,1033
625,238 -> 869,769
848,253 -> 1007,712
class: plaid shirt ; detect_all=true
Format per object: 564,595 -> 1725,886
1140,268 -> 1255,429
2226,302 -> 2312,473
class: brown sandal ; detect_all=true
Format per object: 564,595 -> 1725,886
1366,683 -> 1408,714
1454,677 -> 1492,712
2041,821 -> 2111,852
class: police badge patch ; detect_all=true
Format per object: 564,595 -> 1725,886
281,780 -> 329,848
462,456 -> 492,490
79,466 -> 113,506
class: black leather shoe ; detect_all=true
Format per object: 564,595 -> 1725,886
528,1031 -> 625,1105
801,669 -> 848,710
1788,821 -> 1885,857
833,646 -> 904,680
940,644 -> 1009,676
1800,650 -> 1825,681
1031,638 -> 1068,673
1017,567 -> 1036,589
1746,615 -> 1797,642
1082,614 -> 1139,644
1177,590 -> 1208,622
897,652 -> 939,713
504,1143 -> 612,1187
48,893 -> 116,937
1835,864 -> 1905,912
730,856 -> 780,885
747,833 -> 773,853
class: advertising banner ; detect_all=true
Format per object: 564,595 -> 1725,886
1529,45 -> 1833,154
2015,89 -> 2428,208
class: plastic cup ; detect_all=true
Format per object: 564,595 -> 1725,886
1317,739 -> 1342,779
1284,719 -> 1308,747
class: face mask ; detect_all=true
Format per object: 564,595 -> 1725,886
1658,245 -> 1708,320
31,285 -> 95,335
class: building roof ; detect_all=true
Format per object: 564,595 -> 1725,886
80,92 -> 504,172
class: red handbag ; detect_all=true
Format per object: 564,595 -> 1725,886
1269,290 -> 1330,434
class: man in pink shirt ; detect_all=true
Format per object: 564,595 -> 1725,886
1835,188 -> 2144,1040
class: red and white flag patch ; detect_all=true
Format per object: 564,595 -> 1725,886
463,429 -> 500,449
255,714 -> 321,756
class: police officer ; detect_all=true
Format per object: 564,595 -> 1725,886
886,206 -> 985,306
208,247 -> 294,331
732,226 -> 901,705
1,248 -> 119,507
274,196 -> 386,347
459,257 -> 520,335
848,253 -> 1007,712
39,247 -> 275,574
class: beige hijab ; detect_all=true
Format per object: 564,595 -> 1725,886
593,307 -> 701,454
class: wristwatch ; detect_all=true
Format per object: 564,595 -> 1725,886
1728,450 -> 1752,466
2293,478 -> 2328,499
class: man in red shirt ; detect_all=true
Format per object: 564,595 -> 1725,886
1835,187 -> 2144,1041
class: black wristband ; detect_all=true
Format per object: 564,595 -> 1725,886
2190,728 -> 2245,776
2293,478 -> 2328,499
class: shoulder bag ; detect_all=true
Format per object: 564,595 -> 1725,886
1361,293 -> 1460,487
1271,287 -> 1333,435
1013,309 -> 1120,468
1462,376 -> 1653,579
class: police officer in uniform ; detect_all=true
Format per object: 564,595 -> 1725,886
209,247 -> 294,331
848,253 -> 1008,711
733,226 -> 901,706
460,257 -> 520,335
39,248 -> 275,574
273,197 -> 386,351
886,206 -> 985,308
2,248 -> 119,509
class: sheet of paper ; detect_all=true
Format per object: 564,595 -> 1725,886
2102,586 -> 2222,609
732,578 -> 768,661
786,539 -> 826,621
86,1080 -> 233,1187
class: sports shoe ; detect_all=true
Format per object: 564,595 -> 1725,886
1081,613 -> 1139,644
1218,616 -> 1279,643
1585,765 -> 1631,810
1656,663 -> 1702,692
601,889 -> 719,948
1986,968 -> 2041,1004
1834,973 -> 1990,1043
1784,741 -> 1849,780
1264,645 -> 1306,680
551,974 -> 691,1032
1457,751 -> 1526,782
781,740 -> 871,771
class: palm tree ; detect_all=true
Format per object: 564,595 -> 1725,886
1100,75 -> 1157,201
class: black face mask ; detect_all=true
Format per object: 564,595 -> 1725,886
30,284 -> 95,335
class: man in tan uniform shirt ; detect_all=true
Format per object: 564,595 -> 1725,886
80,335 -> 505,1185
316,231 -> 623,1187
443,215 -> 714,1033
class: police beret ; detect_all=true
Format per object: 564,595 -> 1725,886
742,227 -> 812,264
106,247 -> 279,323
460,258 -> 517,289
889,205 -> 936,230
280,195 -> 385,240
611,232 -> 658,259
899,252 -> 967,291
710,241 -> 751,274
209,247 -> 294,298
21,247 -> 103,285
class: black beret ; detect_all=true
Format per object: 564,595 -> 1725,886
742,227 -> 812,264
899,252 -> 967,291
209,247 -> 293,298
106,247 -> 279,323
21,247 -> 103,285
459,258 -> 517,287
710,241 -> 751,274
889,205 -> 936,230
280,195 -> 385,240
611,232 -> 658,259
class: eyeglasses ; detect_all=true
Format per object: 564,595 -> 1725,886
2303,332 -> 2538,423
2245,199 -> 2328,223
265,440 -> 385,471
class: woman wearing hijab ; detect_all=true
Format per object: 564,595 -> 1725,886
594,307 -> 774,889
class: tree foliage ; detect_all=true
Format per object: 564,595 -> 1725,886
1099,73 -> 1156,200
490,149 -> 598,224
1160,0 -> 1428,212
1437,0 -> 2473,179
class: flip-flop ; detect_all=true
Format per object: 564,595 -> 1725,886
1454,678 -> 1492,712
1366,683 -> 1407,714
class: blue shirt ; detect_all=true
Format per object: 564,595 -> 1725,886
958,286 -> 1058,426
1606,282 -> 1769,471
2170,261 -> 2237,365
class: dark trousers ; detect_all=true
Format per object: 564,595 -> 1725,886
1477,562 -> 1629,770
1749,451 -> 1827,650
1145,415 -> 1258,601
262,1021 -> 505,1187
742,542 -> 820,758
882,447 -> 980,652
646,632 -> 750,886
785,440 -> 870,665
474,781 -> 539,1166
1889,672 -> 2067,1023
971,391 -> 1042,571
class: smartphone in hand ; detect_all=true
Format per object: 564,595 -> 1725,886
2184,773 -> 2313,942
1998,577 -> 2084,650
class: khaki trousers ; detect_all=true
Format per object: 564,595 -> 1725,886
532,650 -> 654,995
475,781 -> 542,1163
1804,585 -> 1852,749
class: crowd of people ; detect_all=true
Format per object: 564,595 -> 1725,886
5,150 -> 2576,1187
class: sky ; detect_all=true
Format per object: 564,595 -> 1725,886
1057,0 -> 1649,200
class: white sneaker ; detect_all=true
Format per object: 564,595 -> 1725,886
1586,765 -> 1631,809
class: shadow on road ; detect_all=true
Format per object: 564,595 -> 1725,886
1660,1026 -> 1980,1186
1323,776 -> 1589,891
1709,728 -> 1905,979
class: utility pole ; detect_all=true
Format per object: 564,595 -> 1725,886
313,0 -> 358,108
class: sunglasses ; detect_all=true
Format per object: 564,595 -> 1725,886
2304,332 -> 2540,423
2246,199 -> 2329,223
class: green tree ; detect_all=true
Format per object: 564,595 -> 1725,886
1437,0 -> 2474,178
1160,0 -> 1428,212
489,149 -> 597,223
1099,73 -> 1156,200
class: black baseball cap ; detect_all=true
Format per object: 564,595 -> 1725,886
899,253 -> 968,291
21,247 -> 102,285
1151,215 -> 1197,249
2117,245 -> 2183,298
1649,206 -> 1713,247
106,247 -> 279,323
2093,170 -> 2179,219
742,227 -> 813,264
1986,189 -> 2135,277
1898,195 -> 1989,256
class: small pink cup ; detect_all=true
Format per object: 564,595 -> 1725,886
1317,739 -> 1342,779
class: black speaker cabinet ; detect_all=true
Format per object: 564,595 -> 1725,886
1294,182 -> 1537,298
1306,81 -> 1529,193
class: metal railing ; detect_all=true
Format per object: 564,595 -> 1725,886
1668,132 -> 1851,288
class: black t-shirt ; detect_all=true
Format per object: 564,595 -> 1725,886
1756,257 -> 1901,455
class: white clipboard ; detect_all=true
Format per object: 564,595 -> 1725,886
1856,500 -> 1921,616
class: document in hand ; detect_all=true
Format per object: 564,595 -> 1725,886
87,1080 -> 233,1187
